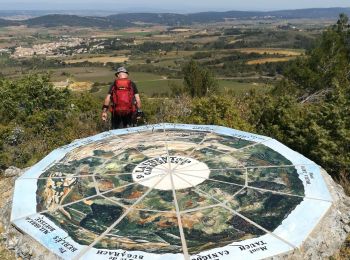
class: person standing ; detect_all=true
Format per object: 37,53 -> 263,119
101,67 -> 142,129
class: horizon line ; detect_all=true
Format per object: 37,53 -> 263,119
1,6 -> 350,14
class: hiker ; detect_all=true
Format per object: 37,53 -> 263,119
101,67 -> 142,129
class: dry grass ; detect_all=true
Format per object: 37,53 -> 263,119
188,36 -> 220,44
68,81 -> 94,91
52,81 -> 69,88
120,25 -> 166,33
228,39 -> 241,44
247,57 -> 297,65
241,48 -> 304,65
53,81 -> 93,91
237,48 -> 304,56
0,244 -> 14,260
338,171 -> 350,196
331,234 -> 350,260
133,40 -> 145,45
331,171 -> 350,260
65,56 -> 129,64
161,50 -> 196,58
0,177 -> 15,260
170,28 -> 191,32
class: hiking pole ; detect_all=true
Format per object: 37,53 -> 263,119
136,111 -> 148,127
101,113 -> 111,132
102,119 -> 109,132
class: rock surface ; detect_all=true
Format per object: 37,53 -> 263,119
0,168 -> 59,260
0,167 -> 349,260
272,169 -> 350,260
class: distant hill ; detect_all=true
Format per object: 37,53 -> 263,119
1,8 -> 350,28
107,13 -> 190,25
24,14 -> 133,28
108,8 -> 350,25
0,18 -> 19,26
269,8 -> 350,19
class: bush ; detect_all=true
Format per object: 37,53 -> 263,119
0,73 -> 102,171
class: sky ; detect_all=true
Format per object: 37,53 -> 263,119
1,0 -> 350,12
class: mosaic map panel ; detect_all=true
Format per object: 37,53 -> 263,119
11,124 -> 332,260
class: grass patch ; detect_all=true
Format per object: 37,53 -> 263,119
218,80 -> 268,93
92,78 -> 267,99
115,31 -> 158,37
331,231 -> 350,260
137,79 -> 181,96
247,57 -> 297,65
49,67 -> 115,82
48,68 -> 163,84
155,60 -> 177,67
136,79 -> 266,96
68,81 -> 94,91
161,50 -> 197,58
0,236 -> 15,260
64,56 -> 129,64
131,72 -> 165,81
236,48 -> 304,56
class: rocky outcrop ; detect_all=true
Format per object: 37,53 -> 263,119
0,167 -> 59,260
1,167 -> 349,259
273,169 -> 350,260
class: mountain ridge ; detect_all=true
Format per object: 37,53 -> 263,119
1,8 -> 350,28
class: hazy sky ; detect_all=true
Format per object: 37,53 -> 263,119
1,0 -> 350,12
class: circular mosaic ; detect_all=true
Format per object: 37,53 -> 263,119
11,124 -> 332,260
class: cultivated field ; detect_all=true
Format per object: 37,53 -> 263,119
91,78 -> 268,99
247,57 -> 297,65
236,48 -> 304,56
68,81 -> 94,91
52,81 -> 94,91
0,17 -> 322,100
65,56 -> 129,64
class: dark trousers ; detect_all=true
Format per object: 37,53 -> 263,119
111,113 -> 135,129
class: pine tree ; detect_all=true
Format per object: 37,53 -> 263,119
182,60 -> 218,97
